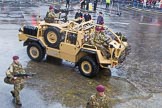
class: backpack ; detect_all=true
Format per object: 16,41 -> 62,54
4,67 -> 14,85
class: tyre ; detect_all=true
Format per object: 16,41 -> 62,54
44,27 -> 61,48
78,56 -> 99,78
27,42 -> 45,61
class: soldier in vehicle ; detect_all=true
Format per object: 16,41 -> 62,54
6,56 -> 26,106
95,34 -> 111,58
86,85 -> 112,108
44,5 -> 61,23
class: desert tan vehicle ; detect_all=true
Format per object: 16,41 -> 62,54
18,19 -> 130,77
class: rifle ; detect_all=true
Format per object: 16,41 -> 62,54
13,73 -> 36,78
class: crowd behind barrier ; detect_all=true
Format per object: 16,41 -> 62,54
130,0 -> 162,10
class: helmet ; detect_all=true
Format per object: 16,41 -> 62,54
13,56 -> 19,60
49,5 -> 54,10
96,85 -> 105,92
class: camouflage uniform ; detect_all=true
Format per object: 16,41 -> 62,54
6,62 -> 25,104
45,11 -> 61,23
86,93 -> 111,108
93,33 -> 111,59
47,11 -> 56,19
44,11 -> 56,23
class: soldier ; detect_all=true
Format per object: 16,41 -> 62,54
44,5 -> 61,23
6,56 -> 26,106
86,85 -> 112,108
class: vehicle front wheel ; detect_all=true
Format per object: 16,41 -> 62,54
78,56 -> 99,78
27,43 -> 45,62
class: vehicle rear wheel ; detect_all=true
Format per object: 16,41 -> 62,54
27,43 -> 45,61
78,56 -> 99,78
44,27 -> 61,48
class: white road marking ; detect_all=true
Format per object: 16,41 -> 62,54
139,23 -> 160,26
106,22 -> 161,26
107,22 -> 130,25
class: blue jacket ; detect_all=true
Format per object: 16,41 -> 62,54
97,16 -> 104,25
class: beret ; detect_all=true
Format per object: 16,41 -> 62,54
96,85 -> 105,92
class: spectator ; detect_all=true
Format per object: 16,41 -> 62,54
75,9 -> 83,19
96,12 -> 104,32
75,9 -> 83,23
86,0 -> 90,10
94,0 -> 98,12
80,0 -> 86,9
97,12 -> 104,25
106,0 -> 111,9
66,0 -> 70,8
84,11 -> 92,21
143,0 -> 147,8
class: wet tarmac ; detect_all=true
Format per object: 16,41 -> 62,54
0,1 -> 162,108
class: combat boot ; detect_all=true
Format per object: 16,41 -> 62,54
10,91 -> 15,97
16,100 -> 22,106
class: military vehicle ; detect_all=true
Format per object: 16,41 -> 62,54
18,19 -> 130,78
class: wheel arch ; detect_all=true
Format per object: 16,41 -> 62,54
76,48 -> 99,66
26,41 -> 46,62
23,38 -> 46,50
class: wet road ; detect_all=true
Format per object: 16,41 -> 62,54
0,1 -> 162,108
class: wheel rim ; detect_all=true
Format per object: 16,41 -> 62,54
29,46 -> 39,58
47,31 -> 57,44
81,61 -> 92,74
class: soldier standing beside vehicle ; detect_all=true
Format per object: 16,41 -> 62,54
6,56 -> 26,106
86,85 -> 112,108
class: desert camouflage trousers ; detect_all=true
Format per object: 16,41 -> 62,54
11,83 -> 24,102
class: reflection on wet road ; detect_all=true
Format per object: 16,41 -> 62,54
0,1 -> 162,108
